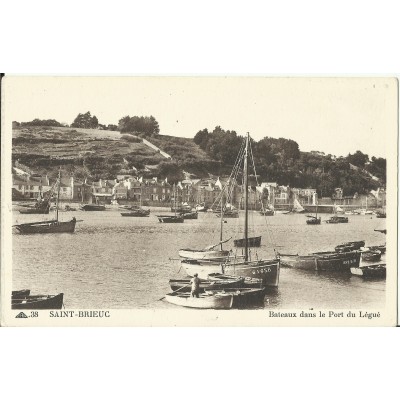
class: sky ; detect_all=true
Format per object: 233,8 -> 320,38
4,76 -> 397,158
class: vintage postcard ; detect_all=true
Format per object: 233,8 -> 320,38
1,76 -> 398,326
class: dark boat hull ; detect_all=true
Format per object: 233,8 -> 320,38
19,208 -> 50,214
306,218 -> 321,225
12,289 -> 31,298
234,236 -> 261,247
326,216 -> 349,223
121,212 -> 149,217
361,252 -> 382,262
335,241 -> 365,253
351,264 -> 386,278
12,293 -> 64,309
15,219 -> 77,234
281,251 -> 360,271
180,212 -> 198,219
81,205 -> 106,211
157,215 -> 184,223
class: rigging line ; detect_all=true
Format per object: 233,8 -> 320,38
248,138 -> 278,257
208,138 -> 246,211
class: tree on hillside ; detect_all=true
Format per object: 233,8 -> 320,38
71,112 -> 99,129
194,128 -> 209,149
346,150 -> 369,168
118,115 -> 160,135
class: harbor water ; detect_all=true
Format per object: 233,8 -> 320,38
12,208 -> 387,309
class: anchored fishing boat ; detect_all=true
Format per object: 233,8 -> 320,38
204,288 -> 266,308
169,276 -> 244,292
279,250 -> 361,271
19,198 -> 51,214
14,171 -> 80,234
80,204 -> 106,211
325,216 -> 349,224
179,211 -> 198,219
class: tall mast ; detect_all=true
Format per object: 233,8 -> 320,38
220,187 -> 224,250
244,133 -> 249,262
56,170 -> 61,222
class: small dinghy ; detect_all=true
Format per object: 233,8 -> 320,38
351,263 -> 386,278
164,292 -> 234,309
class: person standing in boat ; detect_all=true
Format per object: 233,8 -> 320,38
190,273 -> 201,298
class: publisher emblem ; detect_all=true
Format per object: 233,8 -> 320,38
15,312 -> 28,319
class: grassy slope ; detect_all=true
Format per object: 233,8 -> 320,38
12,126 -> 213,179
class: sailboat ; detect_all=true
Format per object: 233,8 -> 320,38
120,185 -> 150,217
14,171 -> 80,234
306,201 -> 321,225
292,198 -> 305,213
182,133 -> 280,287
157,184 -> 184,223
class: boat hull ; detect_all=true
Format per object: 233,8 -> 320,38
15,219 -> 77,234
182,259 -> 280,287
350,264 -> 386,278
157,215 -> 184,223
19,208 -> 50,214
280,251 -> 360,271
169,277 -> 244,292
361,251 -> 381,262
81,205 -> 106,211
204,288 -> 266,308
234,236 -> 261,247
178,249 -> 230,261
12,293 -> 64,309
120,212 -> 149,217
335,241 -> 365,253
179,212 -> 198,219
164,292 -> 234,309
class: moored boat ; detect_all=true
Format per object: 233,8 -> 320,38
80,204 -> 106,211
14,218 -> 77,234
12,293 -> 64,309
306,216 -> 321,225
182,258 -> 280,287
157,215 -> 184,223
121,209 -> 150,217
169,276 -> 244,292
325,216 -> 349,224
179,211 -> 198,219
335,240 -> 365,253
14,171 -> 80,234
12,289 -> 31,298
179,248 -> 230,261
361,250 -> 381,262
259,209 -> 274,216
368,245 -> 386,254
164,292 -> 234,309
19,199 -> 51,214
204,288 -> 266,308
233,236 -> 261,247
279,250 -> 360,271
350,263 -> 386,278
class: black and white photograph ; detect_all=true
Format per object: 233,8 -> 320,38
1,76 -> 397,326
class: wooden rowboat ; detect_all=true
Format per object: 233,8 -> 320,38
351,264 -> 386,278
12,293 -> 64,309
178,248 -> 230,261
164,292 -> 234,309
157,215 -> 184,223
204,288 -> 266,308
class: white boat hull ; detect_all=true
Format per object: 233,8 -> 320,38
165,292 -> 234,309
178,249 -> 230,261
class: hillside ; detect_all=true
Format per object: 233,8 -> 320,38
11,126 -> 215,181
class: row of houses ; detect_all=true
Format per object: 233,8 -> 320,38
12,170 -> 386,209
